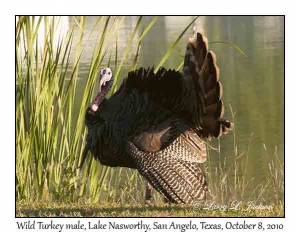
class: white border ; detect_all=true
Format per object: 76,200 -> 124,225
2,0 -> 299,232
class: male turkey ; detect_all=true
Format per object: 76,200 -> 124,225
81,31 -> 232,204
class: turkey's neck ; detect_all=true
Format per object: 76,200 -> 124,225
92,78 -> 113,108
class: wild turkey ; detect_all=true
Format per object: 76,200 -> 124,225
81,31 -> 232,204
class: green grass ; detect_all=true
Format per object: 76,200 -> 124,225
16,201 -> 283,217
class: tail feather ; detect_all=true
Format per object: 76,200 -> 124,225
205,100 -> 224,118
201,52 -> 220,90
204,81 -> 223,105
184,32 -> 232,138
187,32 -> 208,71
220,119 -> 233,135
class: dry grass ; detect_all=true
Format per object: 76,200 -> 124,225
16,201 -> 283,217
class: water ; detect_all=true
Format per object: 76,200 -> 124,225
67,16 -> 284,192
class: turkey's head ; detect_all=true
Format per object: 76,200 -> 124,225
91,68 -> 113,112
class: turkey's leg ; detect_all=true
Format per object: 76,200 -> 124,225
145,182 -> 170,204
163,196 -> 170,204
145,182 -> 153,204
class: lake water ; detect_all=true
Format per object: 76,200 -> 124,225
64,16 -> 284,193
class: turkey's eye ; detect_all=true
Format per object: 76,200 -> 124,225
108,72 -> 111,75
101,69 -> 106,75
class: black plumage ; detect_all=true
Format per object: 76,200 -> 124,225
81,32 -> 232,204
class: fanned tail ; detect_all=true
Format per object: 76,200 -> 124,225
183,32 -> 233,138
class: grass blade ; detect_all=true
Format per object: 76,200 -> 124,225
209,40 -> 247,57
